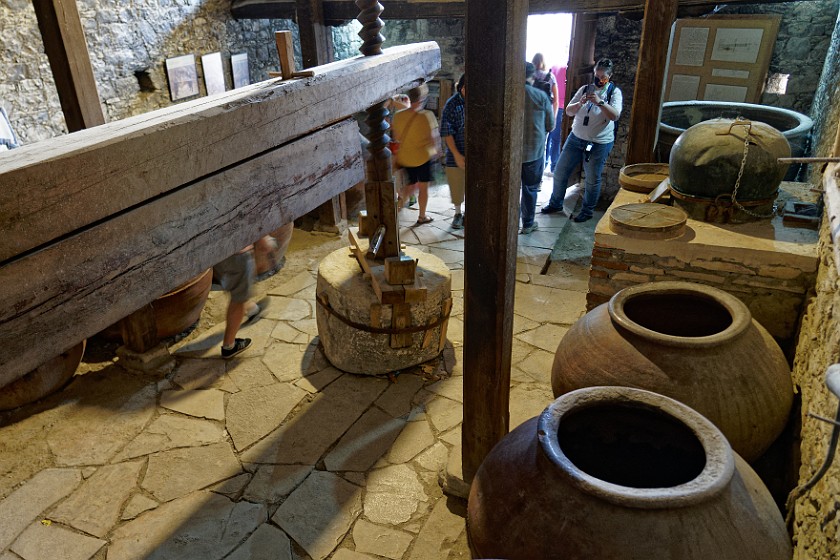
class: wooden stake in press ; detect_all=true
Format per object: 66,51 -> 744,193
269,31 -> 315,80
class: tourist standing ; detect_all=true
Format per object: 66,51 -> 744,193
520,62 -> 555,235
440,73 -> 466,229
540,58 -> 622,223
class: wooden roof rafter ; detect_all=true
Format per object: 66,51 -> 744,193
231,0 -> 802,24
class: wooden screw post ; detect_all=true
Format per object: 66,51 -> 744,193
355,0 -> 385,56
355,0 -> 414,282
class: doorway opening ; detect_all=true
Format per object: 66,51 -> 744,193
526,13 -> 574,86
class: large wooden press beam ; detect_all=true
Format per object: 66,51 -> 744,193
0,43 -> 440,386
0,120 -> 361,387
232,0 -> 801,23
0,43 -> 440,264
462,0 -> 528,482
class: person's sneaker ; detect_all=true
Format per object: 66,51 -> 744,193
452,213 -> 464,229
221,338 -> 251,359
540,206 -> 562,214
543,168 -> 554,177
573,213 -> 593,223
519,223 -> 539,235
408,195 -> 417,207
242,302 -> 263,326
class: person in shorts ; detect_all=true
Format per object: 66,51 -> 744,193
213,246 -> 261,358
392,84 -> 439,226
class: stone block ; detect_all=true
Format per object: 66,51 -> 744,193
590,258 -> 629,271
668,270 -> 727,284
316,246 -> 451,375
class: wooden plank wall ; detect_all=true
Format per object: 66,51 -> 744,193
0,44 -> 441,387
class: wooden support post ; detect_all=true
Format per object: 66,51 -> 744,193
118,304 -> 158,353
462,0 -> 528,482
562,13 -> 597,143
31,0 -> 105,132
296,0 -> 333,69
624,0 -> 679,165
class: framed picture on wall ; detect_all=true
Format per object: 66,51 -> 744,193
165,54 -> 200,101
201,52 -> 226,95
665,15 -> 780,103
231,53 -> 250,89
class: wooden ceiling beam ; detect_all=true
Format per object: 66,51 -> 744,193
232,0 -> 801,23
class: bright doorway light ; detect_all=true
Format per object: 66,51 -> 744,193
526,14 -> 574,69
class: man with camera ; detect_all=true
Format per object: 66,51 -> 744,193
540,58 -> 622,223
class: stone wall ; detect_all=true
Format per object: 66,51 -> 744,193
0,0 -> 297,144
332,18 -> 463,81
789,9 -> 840,558
593,0 -> 837,205
790,221 -> 840,558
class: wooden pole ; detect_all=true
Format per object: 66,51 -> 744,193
119,304 -> 158,353
31,0 -> 104,132
624,0 -> 678,165
561,13 -> 596,143
462,0 -> 528,482
296,0 -> 333,68
355,0 -> 400,260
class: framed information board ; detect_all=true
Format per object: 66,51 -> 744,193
665,15 -> 780,103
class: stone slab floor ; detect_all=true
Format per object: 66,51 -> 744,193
0,174 -> 600,560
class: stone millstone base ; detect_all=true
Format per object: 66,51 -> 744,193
316,246 -> 452,375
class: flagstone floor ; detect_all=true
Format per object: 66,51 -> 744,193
0,174 -> 601,560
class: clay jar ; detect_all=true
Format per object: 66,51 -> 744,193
467,387 -> 792,560
254,223 -> 294,276
0,341 -> 85,411
100,269 -> 212,342
551,281 -> 793,462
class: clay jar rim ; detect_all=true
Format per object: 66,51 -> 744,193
538,386 -> 735,509
607,281 -> 751,349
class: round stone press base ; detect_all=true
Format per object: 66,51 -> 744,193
316,246 -> 452,375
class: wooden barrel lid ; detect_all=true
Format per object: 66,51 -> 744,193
619,163 -> 670,193
609,203 -> 688,239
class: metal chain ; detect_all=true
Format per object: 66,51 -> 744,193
730,119 -> 779,219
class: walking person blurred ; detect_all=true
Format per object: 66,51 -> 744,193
392,84 -> 440,226
440,73 -> 466,229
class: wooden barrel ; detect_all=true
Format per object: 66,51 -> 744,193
0,340 -> 85,411
619,163 -> 670,193
255,223 -> 294,275
99,269 -> 212,342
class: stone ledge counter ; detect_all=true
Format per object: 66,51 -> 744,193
589,184 -> 819,344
